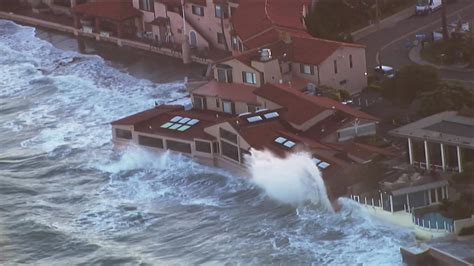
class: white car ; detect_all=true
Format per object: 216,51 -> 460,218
374,65 -> 395,79
416,0 -> 442,15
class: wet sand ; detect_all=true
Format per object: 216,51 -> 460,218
33,26 -> 207,84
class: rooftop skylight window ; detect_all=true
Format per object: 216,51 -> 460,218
179,117 -> 191,124
283,140 -> 296,148
247,116 -> 263,123
274,137 -> 287,144
313,158 -> 321,164
169,123 -> 182,130
263,112 -> 279,119
187,119 -> 200,125
318,162 -> 331,169
177,125 -> 191,131
170,116 -> 183,122
161,122 -> 174,129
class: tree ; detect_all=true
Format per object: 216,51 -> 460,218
441,0 -> 450,42
417,82 -> 474,116
383,65 -> 439,104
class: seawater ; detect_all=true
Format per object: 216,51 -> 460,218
0,20 -> 414,265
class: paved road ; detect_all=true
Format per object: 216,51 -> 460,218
359,0 -> 474,83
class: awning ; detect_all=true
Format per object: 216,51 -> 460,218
72,2 -> 142,22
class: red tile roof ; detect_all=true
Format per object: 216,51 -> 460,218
254,83 -> 378,125
111,105 -> 184,126
72,2 -> 142,21
192,80 -> 259,104
231,0 -> 310,47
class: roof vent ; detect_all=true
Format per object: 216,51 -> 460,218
260,48 -> 272,61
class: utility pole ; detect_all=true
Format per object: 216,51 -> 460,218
376,0 -> 382,68
441,0 -> 449,42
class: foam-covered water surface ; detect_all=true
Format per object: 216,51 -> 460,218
0,20 -> 414,265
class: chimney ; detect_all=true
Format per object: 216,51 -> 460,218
279,31 -> 292,44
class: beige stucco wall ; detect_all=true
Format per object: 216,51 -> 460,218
167,10 -> 210,50
218,59 -> 262,87
201,95 -> 251,114
318,46 -> 368,95
183,0 -> 232,50
132,0 -> 155,23
251,59 -> 282,84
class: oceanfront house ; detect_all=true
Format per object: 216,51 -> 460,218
349,170 -> 474,240
390,110 -> 474,174
111,42 -> 385,183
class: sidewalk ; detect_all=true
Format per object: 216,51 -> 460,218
352,5 -> 415,41
408,45 -> 474,73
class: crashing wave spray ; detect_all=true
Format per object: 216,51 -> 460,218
246,150 -> 333,210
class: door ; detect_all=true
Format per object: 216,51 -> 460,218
189,31 -> 197,48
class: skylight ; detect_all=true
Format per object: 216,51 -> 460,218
283,141 -> 296,148
247,116 -> 263,123
318,162 -> 331,169
169,123 -> 182,130
313,158 -> 321,164
179,117 -> 191,124
274,137 -> 287,144
160,122 -> 174,129
263,112 -> 279,119
170,116 -> 183,122
177,125 -> 191,131
187,119 -> 200,125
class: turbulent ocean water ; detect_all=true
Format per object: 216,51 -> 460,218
0,20 -> 415,265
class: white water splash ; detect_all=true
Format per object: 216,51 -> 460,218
247,150 -> 333,209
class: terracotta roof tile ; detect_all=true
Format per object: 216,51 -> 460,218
192,80 -> 259,104
111,105 -> 184,126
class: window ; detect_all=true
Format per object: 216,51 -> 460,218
231,36 -> 239,50
138,135 -> 163,148
221,141 -> 239,162
217,68 -> 226,81
226,69 -> 233,83
213,142 -> 219,153
215,4 -> 222,18
349,54 -> 353,69
217,32 -> 225,44
192,5 -> 204,16
220,128 -> 237,143
195,140 -> 212,153
193,95 -> 207,110
115,128 -> 132,140
216,98 -> 220,108
300,64 -> 314,75
222,101 -> 234,114
230,7 -> 237,17
138,0 -> 154,12
247,104 -> 258,113
334,60 -> 338,74
242,71 -> 257,84
166,140 -> 191,153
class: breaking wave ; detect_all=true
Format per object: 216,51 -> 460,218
0,20 -> 415,265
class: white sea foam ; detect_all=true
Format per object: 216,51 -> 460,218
247,150 -> 333,209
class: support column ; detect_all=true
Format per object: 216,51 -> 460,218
424,140 -> 430,170
408,138 -> 414,165
457,146 -> 463,173
390,195 -> 394,213
117,21 -> 123,38
73,13 -> 81,29
94,17 -> 100,33
135,17 -> 143,33
440,143 -> 446,172
406,194 -> 410,212
70,0 -> 77,8
380,192 -> 384,209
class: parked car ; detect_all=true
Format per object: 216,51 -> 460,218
374,65 -> 395,80
415,0 -> 442,15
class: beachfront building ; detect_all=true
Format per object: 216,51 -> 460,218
390,110 -> 474,174
350,170 -> 474,240
111,49 -> 382,180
